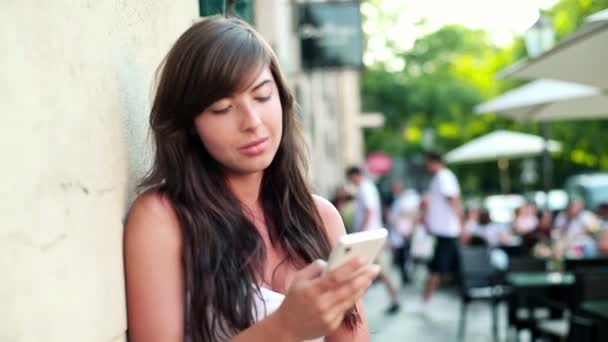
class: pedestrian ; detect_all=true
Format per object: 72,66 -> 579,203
124,16 -> 379,342
346,166 -> 401,314
551,200 -> 599,258
387,181 -> 420,285
331,185 -> 356,233
408,151 -> 463,313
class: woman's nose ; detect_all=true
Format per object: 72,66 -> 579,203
239,102 -> 262,131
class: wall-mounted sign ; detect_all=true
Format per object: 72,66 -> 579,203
298,1 -> 363,70
366,152 -> 393,176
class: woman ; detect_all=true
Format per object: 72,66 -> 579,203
124,16 -> 379,342
512,204 -> 539,236
471,209 -> 513,248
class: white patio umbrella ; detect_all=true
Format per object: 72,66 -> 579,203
500,9 -> 608,89
446,130 -> 561,164
446,130 -> 561,193
475,79 -> 608,121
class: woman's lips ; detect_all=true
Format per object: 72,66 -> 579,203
239,137 -> 269,156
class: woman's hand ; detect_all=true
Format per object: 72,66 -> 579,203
272,258 -> 380,341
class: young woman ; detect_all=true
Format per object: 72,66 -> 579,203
124,16 -> 379,342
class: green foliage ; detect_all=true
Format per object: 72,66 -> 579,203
361,0 -> 608,195
550,0 -> 608,39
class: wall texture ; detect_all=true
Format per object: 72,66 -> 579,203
0,1 -> 197,341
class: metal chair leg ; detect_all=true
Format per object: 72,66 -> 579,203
491,300 -> 499,342
459,301 -> 467,341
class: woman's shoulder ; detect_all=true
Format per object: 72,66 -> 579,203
312,194 -> 346,245
312,194 -> 337,215
128,189 -> 178,223
125,190 -> 182,250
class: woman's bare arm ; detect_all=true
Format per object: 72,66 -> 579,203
314,195 -> 372,342
124,192 -> 185,342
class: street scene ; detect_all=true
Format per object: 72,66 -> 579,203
2,0 -> 608,341
364,265 -> 500,342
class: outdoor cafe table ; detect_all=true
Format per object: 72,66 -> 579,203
506,272 -> 576,329
506,272 -> 575,288
580,300 -> 608,340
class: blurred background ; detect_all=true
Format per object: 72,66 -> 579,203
2,0 -> 608,341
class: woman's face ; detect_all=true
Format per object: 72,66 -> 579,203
194,66 -> 283,176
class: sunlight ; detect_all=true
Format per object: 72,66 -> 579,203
364,0 -> 559,66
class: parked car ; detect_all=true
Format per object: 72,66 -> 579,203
565,173 -> 608,210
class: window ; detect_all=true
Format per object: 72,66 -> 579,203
199,0 -> 255,24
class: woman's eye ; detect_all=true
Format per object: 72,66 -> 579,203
211,106 -> 231,114
255,95 -> 271,103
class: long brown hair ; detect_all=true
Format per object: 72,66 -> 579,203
139,16 -> 359,341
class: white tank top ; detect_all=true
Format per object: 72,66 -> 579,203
185,287 -> 324,342
257,287 -> 325,342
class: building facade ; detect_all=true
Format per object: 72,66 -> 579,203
253,0 -> 366,197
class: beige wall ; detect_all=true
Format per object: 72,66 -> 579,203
0,1 -> 198,341
335,70 -> 365,168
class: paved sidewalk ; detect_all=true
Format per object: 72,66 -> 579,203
363,265 -> 511,342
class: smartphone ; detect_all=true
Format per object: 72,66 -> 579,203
326,228 -> 388,273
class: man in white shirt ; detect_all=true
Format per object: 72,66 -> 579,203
349,168 -> 383,233
346,166 -> 401,314
410,152 -> 463,312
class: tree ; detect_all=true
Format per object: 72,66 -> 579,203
360,0 -> 608,196
362,24 -> 523,194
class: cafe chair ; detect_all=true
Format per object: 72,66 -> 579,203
508,256 -> 547,272
457,246 -> 501,341
567,315 -> 596,342
565,257 -> 608,273
533,270 -> 608,341
503,256 -> 552,341
534,314 -> 597,342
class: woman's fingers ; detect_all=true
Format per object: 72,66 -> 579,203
275,259 -> 379,340
333,265 -> 380,304
314,257 -> 366,291
322,264 -> 379,306
323,286 -> 369,332
292,258 -> 377,319
329,275 -> 375,317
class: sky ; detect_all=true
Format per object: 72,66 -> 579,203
363,0 -> 559,67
